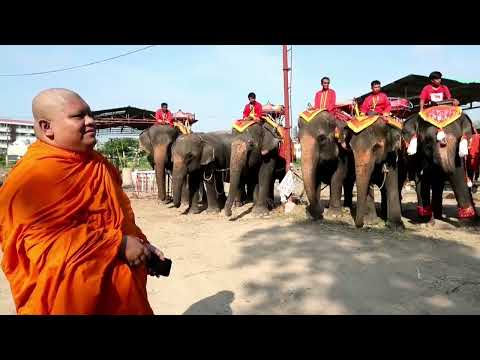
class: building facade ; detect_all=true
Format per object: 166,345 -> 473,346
0,119 -> 36,160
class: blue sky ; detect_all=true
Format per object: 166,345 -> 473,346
1,45 -> 479,131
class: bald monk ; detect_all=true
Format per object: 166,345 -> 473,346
0,88 -> 166,314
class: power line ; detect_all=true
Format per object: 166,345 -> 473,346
0,45 -> 157,77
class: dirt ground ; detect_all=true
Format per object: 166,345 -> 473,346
1,188 -> 480,315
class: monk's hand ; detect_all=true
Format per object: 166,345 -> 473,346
120,235 -> 151,267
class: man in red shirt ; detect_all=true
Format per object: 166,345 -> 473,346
243,92 -> 263,121
155,102 -> 174,126
419,71 -> 459,111
360,80 -> 391,116
313,76 -> 336,113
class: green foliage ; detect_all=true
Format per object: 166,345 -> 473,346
97,138 -> 152,170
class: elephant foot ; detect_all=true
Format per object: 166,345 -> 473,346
253,205 -> 270,217
386,219 -> 405,232
189,206 -> 203,215
205,208 -> 221,215
306,204 -> 324,221
266,198 -> 275,210
233,200 -> 245,208
364,214 -> 382,226
159,197 -> 172,205
326,207 -> 343,218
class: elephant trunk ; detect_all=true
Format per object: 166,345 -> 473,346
354,152 -> 375,228
300,134 -> 321,218
172,156 -> 187,208
225,140 -> 248,217
434,133 -> 457,175
153,143 -> 169,201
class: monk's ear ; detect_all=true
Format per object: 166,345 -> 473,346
38,119 -> 54,138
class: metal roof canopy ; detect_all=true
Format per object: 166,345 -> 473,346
93,106 -> 198,130
357,74 -> 480,110
93,106 -> 156,130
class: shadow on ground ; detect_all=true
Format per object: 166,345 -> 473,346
183,291 -> 235,315
230,216 -> 480,314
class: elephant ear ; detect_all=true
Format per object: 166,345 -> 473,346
200,143 -> 215,165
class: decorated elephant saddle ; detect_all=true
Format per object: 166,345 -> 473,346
232,114 -> 284,139
346,114 -> 403,134
299,109 -> 326,123
419,105 -> 462,129
173,121 -> 192,135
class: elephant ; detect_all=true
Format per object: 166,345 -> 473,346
346,117 -> 405,229
139,124 -> 188,203
224,121 -> 283,217
402,112 -> 477,222
298,110 -> 354,220
172,131 -> 236,214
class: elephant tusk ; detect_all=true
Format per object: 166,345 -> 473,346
407,136 -> 417,155
459,137 -> 469,157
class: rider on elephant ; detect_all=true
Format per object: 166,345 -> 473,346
360,80 -> 392,116
419,71 -> 460,112
242,92 -> 263,122
313,76 -> 336,113
155,102 -> 174,126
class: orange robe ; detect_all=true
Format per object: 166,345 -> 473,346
0,140 -> 153,315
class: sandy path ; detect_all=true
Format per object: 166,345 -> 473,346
1,190 -> 480,315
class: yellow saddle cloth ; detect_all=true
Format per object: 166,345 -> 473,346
298,109 -> 326,123
419,105 -> 462,129
173,121 -> 191,135
232,114 -> 284,139
347,114 -> 403,133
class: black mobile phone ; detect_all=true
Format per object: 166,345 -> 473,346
147,255 -> 172,277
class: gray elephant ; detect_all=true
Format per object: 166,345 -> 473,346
402,110 -> 477,222
224,121 -> 283,217
172,131 -> 236,214
298,110 -> 354,220
139,124 -> 188,203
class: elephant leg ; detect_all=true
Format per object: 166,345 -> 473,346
329,163 -> 347,216
417,173 -> 433,221
380,187 -> 388,219
385,165 -> 404,229
204,178 -> 221,214
215,172 -> 227,209
300,134 -> 322,219
188,172 -> 202,214
448,165 -> 477,221
432,174 -> 444,219
181,179 -> 189,206
253,158 -> 275,216
364,186 -> 381,225
246,180 -> 256,203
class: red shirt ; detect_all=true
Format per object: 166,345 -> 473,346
420,84 -> 452,103
360,92 -> 391,114
314,89 -> 336,112
155,109 -> 174,126
243,101 -> 263,119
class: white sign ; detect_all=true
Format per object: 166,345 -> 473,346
278,170 -> 302,200
430,92 -> 444,102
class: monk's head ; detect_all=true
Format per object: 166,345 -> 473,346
371,80 -> 381,94
32,88 -> 96,152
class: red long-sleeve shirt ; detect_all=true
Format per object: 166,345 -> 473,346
314,89 -> 336,112
420,84 -> 452,103
360,92 -> 391,115
155,109 -> 174,126
243,101 -> 263,119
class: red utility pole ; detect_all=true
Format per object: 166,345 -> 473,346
282,45 -> 292,171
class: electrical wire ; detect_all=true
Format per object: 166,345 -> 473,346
0,45 -> 157,77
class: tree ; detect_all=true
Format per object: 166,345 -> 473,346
98,138 -> 151,170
